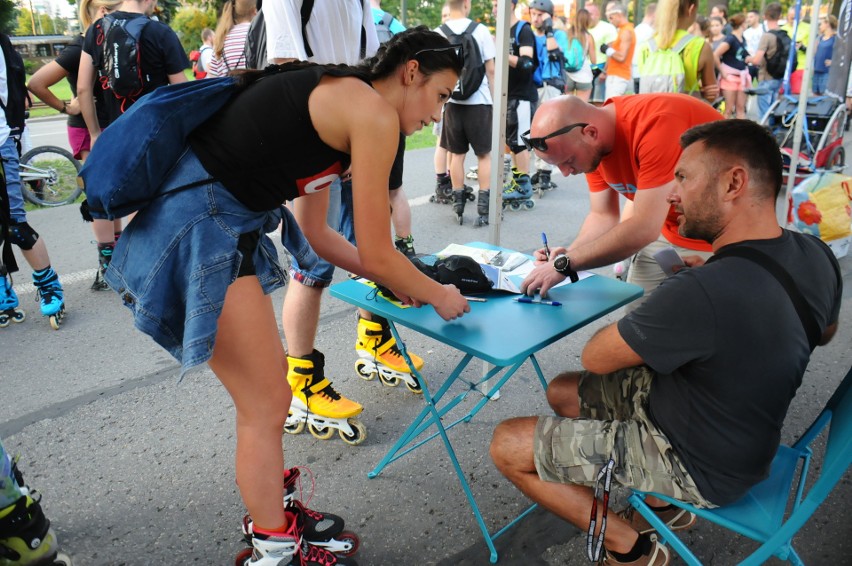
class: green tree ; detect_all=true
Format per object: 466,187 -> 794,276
0,0 -> 16,34
171,5 -> 217,54
17,7 -> 34,35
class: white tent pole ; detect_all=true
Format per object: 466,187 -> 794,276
779,0 -> 821,225
487,0 -> 512,245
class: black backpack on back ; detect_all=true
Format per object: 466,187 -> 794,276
440,21 -> 486,101
0,33 -> 32,138
765,29 -> 797,79
98,14 -> 151,110
245,0 -> 315,70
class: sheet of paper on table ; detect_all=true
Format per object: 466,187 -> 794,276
435,243 -> 592,294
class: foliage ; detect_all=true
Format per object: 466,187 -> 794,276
172,6 -> 218,54
381,0 -> 496,28
15,8 -> 69,35
0,0 -> 15,35
155,0 -> 183,24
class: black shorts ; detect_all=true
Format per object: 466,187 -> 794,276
506,98 -> 534,155
389,134 -> 405,191
237,231 -> 260,277
439,103 -> 493,156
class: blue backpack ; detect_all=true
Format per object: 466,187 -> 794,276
564,37 -> 585,73
513,22 -> 541,87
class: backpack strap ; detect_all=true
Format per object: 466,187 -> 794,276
301,0 -> 314,58
464,20 -> 480,36
440,23 -> 454,40
671,33 -> 695,54
705,245 -> 822,351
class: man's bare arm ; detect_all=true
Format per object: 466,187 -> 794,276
581,323 -> 644,374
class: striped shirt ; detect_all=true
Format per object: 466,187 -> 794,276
207,22 -> 251,77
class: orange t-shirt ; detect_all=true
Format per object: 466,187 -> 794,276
606,23 -> 635,80
585,94 -> 722,251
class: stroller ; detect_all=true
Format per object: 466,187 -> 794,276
760,95 -> 848,187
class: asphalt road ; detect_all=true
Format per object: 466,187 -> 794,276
0,118 -> 850,565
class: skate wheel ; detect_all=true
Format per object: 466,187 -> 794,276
405,375 -> 423,394
336,531 -> 361,556
283,412 -> 306,435
49,314 -> 60,330
53,553 -> 73,566
0,315 -> 8,328
355,359 -> 377,381
339,418 -> 367,446
308,422 -> 335,440
429,195 -> 436,203
379,372 -> 400,387
235,547 -> 253,566
510,201 -> 522,211
457,214 -> 464,226
524,200 -> 535,210
13,309 -> 25,323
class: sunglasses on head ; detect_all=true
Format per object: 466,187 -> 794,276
413,44 -> 466,93
521,123 -> 588,152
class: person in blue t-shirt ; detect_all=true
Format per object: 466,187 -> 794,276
812,14 -> 836,95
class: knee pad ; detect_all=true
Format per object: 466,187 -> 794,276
8,222 -> 39,250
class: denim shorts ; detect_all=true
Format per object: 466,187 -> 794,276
105,148 -> 294,376
284,178 -> 357,288
1,136 -> 26,223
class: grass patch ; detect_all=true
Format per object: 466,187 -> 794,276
406,128 -> 438,151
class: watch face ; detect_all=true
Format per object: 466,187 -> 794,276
554,256 -> 568,272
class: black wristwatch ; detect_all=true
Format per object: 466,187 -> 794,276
553,254 -> 579,283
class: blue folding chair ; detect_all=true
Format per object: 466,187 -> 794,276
628,365 -> 852,565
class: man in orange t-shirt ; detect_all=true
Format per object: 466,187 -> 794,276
601,2 -> 635,96
520,93 -> 721,306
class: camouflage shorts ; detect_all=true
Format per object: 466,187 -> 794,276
533,366 -> 716,508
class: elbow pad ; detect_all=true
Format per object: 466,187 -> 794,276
548,48 -> 562,62
518,55 -> 535,71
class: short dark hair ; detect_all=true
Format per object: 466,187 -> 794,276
680,120 -> 783,200
765,2 -> 782,21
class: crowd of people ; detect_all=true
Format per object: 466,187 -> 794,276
0,1 -> 846,565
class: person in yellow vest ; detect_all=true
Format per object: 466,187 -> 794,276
600,2 -> 635,96
782,5 -> 809,71
637,0 -> 718,102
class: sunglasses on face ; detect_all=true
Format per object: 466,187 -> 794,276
521,123 -> 588,152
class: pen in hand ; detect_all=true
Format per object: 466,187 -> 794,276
541,232 -> 551,260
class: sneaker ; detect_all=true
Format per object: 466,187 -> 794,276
394,235 -> 416,258
601,534 -> 670,565
619,505 -> 696,536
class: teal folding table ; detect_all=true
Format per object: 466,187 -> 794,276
329,245 -> 643,563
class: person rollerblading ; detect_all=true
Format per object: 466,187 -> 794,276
31,267 -> 64,330
285,350 -> 366,445
236,507 -> 357,566
91,243 -> 113,291
393,235 -> 416,258
0,453 -> 72,566
241,467 -> 359,557
355,314 -> 423,393
429,174 -> 453,204
502,171 -> 535,212
0,266 -> 24,328
530,169 -> 556,196
474,190 -> 491,227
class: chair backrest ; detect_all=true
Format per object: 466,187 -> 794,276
795,365 -> 852,503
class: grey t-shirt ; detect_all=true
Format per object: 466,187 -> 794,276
618,231 -> 841,505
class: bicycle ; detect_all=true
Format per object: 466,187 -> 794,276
19,145 -> 82,207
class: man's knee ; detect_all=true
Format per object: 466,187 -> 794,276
490,417 -> 537,474
546,371 -> 582,417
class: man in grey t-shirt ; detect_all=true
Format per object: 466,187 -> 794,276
490,119 -> 841,566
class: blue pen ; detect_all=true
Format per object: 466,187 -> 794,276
514,296 -> 562,307
541,232 -> 551,259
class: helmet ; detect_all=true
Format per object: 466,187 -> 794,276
529,0 -> 554,15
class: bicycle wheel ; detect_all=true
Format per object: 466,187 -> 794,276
19,146 -> 82,207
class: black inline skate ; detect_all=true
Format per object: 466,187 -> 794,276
475,190 -> 490,227
91,243 -> 113,291
451,186 -> 474,225
429,174 -> 453,204
237,468 -> 359,565
531,170 -> 557,197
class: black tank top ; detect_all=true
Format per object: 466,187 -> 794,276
190,66 -> 367,211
